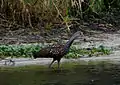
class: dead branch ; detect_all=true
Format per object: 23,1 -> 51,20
52,0 -> 71,32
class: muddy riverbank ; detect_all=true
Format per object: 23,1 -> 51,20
0,33 -> 120,67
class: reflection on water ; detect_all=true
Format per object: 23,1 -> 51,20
0,63 -> 120,85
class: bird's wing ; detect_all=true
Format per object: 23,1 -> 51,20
49,45 -> 65,55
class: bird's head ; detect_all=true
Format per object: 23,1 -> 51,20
32,51 -> 39,59
71,31 -> 84,39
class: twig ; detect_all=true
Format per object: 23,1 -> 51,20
27,8 -> 33,29
32,0 -> 38,6
1,0 -> 4,9
78,0 -> 83,19
0,13 -> 5,19
52,0 -> 70,32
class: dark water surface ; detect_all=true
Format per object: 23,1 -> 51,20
0,63 -> 120,85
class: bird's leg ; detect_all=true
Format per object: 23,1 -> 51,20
49,59 -> 55,68
57,59 -> 61,69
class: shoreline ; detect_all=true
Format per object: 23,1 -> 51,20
0,55 -> 120,67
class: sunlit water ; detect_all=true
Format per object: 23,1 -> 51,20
0,63 -> 120,85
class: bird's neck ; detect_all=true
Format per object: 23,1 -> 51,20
64,35 -> 78,52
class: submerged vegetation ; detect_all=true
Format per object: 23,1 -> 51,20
0,44 -> 111,59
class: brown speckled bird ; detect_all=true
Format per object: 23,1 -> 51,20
33,31 -> 83,68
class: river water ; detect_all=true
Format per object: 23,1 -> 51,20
0,63 -> 120,85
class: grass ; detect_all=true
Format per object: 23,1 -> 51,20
1,0 -> 120,31
0,44 -> 111,59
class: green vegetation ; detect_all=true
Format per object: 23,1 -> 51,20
0,44 -> 111,59
0,44 -> 41,58
65,45 -> 111,58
